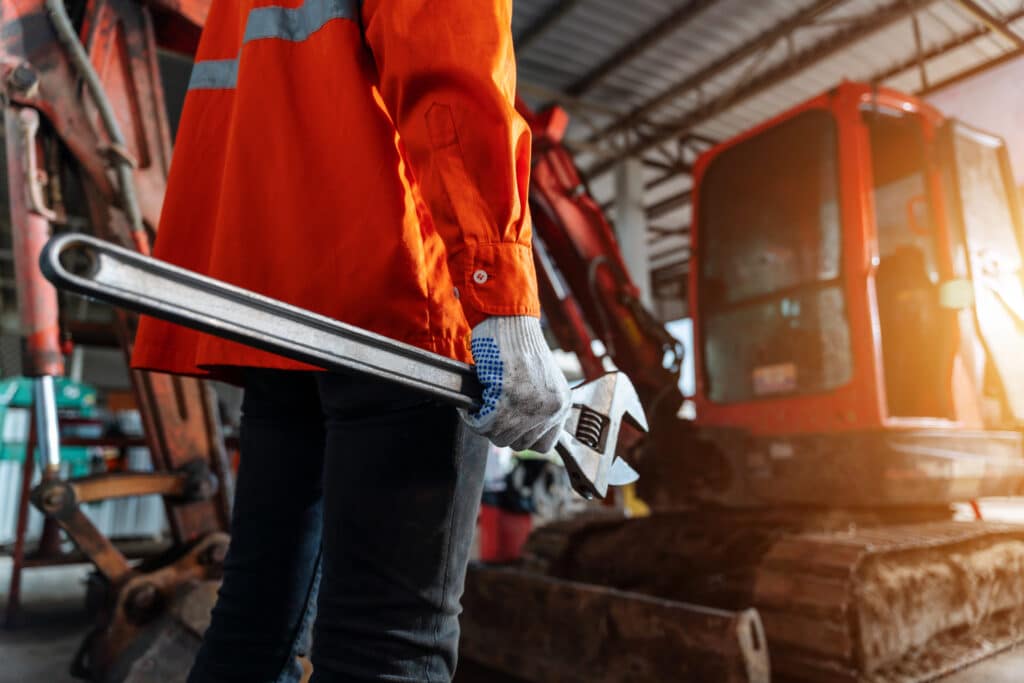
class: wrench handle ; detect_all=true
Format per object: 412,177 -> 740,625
40,234 -> 483,409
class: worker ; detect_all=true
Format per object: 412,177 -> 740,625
131,1 -> 571,681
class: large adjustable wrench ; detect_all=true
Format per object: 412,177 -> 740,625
40,234 -> 646,499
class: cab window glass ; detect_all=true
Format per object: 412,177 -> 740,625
864,109 -> 939,282
698,110 -> 851,403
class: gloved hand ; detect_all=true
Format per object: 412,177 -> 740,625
461,316 -> 571,453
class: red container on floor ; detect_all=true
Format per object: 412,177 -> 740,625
477,504 -> 533,562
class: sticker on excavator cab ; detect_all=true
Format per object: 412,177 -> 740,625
752,363 -> 797,396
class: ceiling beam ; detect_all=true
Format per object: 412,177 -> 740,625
650,262 -> 689,281
650,243 -> 691,264
910,10 -> 930,89
647,225 -> 688,242
515,0 -> 585,51
870,7 -> 1024,84
585,0 -> 939,177
646,189 -> 693,219
642,157 -> 681,172
686,133 -> 720,147
950,0 -> 1024,50
582,0 -> 847,148
564,0 -> 721,97
647,167 -> 693,191
917,44 -> 1024,95
648,224 -> 687,236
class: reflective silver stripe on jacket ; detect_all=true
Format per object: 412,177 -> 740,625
189,59 -> 239,90
188,0 -> 359,91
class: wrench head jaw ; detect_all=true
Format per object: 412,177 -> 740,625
554,372 -> 648,499
568,372 -> 648,435
555,433 -> 607,500
610,372 -> 649,434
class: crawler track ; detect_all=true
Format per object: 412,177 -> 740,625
755,521 -> 1024,682
514,513 -> 1024,682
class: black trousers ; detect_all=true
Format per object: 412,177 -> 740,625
187,369 -> 488,682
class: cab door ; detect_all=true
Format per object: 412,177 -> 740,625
863,107 -> 952,419
944,121 -> 1024,424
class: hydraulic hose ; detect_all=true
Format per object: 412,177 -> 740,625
44,0 -> 151,254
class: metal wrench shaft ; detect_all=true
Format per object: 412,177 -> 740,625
43,234 -> 483,409
40,234 -> 644,499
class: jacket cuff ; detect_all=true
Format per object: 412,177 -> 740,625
455,242 -> 540,328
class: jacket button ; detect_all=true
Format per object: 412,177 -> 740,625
473,270 -> 489,284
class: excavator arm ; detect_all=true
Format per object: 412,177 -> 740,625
517,100 -> 684,420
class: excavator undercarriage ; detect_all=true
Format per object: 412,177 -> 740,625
478,507 -> 1024,683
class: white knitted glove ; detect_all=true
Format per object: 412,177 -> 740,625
461,316 -> 571,453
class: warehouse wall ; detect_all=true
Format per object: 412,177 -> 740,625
928,56 -> 1024,184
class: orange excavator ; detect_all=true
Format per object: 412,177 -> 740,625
465,84 -> 1024,682
5,0 -> 1024,681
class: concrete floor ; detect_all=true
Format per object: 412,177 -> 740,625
942,648 -> 1024,683
5,500 -> 1024,682
0,559 -> 92,683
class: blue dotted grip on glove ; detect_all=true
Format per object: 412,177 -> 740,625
470,337 -> 503,419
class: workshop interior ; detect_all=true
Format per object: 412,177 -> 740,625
5,0 -> 1024,681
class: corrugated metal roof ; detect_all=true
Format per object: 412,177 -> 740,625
512,0 -> 1024,270
517,0 -> 1023,133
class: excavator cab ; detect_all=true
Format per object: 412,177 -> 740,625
689,82 -> 1024,506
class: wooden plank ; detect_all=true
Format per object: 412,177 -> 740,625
460,565 -> 769,683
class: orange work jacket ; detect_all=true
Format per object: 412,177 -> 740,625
131,0 -> 539,382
